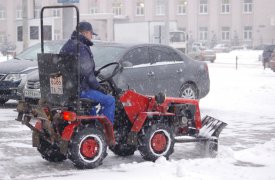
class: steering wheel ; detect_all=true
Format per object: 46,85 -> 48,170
96,62 -> 120,83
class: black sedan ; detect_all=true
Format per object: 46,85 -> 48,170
23,42 -> 210,102
0,41 -> 65,104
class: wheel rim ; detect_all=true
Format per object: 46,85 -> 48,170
79,135 -> 103,162
81,138 -> 99,158
151,132 -> 167,153
149,129 -> 171,156
181,86 -> 196,99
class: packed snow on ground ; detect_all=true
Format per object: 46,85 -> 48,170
0,53 -> 11,62
1,50 -> 275,180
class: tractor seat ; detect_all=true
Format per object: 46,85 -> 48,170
79,98 -> 99,108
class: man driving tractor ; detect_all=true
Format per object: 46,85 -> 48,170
59,21 -> 115,124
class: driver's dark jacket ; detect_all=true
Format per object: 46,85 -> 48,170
59,31 -> 100,91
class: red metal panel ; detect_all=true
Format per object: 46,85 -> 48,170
61,122 -> 80,141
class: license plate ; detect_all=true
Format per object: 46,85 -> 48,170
50,76 -> 63,94
24,89 -> 41,98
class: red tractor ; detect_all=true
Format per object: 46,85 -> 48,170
16,5 -> 227,169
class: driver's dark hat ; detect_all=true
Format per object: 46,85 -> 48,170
78,21 -> 98,36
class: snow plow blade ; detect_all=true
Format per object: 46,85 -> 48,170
199,116 -> 227,138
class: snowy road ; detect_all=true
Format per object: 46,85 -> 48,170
1,60 -> 275,180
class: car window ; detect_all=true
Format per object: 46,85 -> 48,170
92,46 -> 126,67
16,42 -> 63,60
150,46 -> 174,64
171,50 -> 183,62
122,47 -> 149,66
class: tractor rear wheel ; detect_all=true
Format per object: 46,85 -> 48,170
69,126 -> 107,169
138,123 -> 175,161
109,144 -> 136,156
0,98 -> 8,105
37,136 -> 67,162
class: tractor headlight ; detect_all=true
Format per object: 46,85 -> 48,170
4,73 -> 26,82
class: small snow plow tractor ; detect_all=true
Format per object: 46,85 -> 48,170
16,5 -> 227,169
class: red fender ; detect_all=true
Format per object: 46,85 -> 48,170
61,121 -> 80,141
61,116 -> 115,145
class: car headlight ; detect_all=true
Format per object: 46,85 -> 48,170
4,74 -> 26,82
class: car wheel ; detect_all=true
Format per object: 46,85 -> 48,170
138,123 -> 175,161
69,126 -> 107,169
179,83 -> 198,99
0,98 -> 8,105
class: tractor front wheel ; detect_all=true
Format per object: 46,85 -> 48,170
138,123 -> 175,161
69,126 -> 107,169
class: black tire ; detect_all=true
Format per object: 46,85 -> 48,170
69,126 -> 107,169
0,98 -> 8,105
138,123 -> 175,161
37,136 -> 67,162
109,144 -> 136,156
196,138 -> 218,158
179,83 -> 198,99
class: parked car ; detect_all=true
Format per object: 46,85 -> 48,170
192,42 -> 207,49
213,44 -> 230,53
261,44 -> 275,68
0,41 -> 65,104
188,46 -> 216,63
23,43 -> 210,103
269,50 -> 275,72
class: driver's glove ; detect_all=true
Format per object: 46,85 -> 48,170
96,85 -> 108,95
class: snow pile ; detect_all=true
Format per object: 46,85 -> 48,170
0,53 -> 9,62
37,141 -> 275,180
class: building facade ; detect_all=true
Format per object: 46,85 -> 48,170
0,0 -> 274,53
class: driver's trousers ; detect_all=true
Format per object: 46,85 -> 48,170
80,89 -> 115,124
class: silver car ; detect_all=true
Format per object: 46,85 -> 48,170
23,43 -> 210,102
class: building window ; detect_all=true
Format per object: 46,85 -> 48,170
16,9 -> 22,19
43,25 -> 52,41
17,26 -> 23,42
199,27 -> 208,41
221,27 -> 230,41
112,1 -> 122,16
0,9 -> 6,20
199,0 -> 208,14
243,0 -> 253,13
30,26 -> 39,40
54,29 -> 61,40
177,0 -> 187,15
34,8 -> 40,19
53,9 -> 61,17
136,0 -> 145,16
243,26 -> 252,41
89,0 -> 99,14
89,7 -> 98,14
156,0 -> 165,16
221,0 -> 230,14
0,34 -> 5,43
